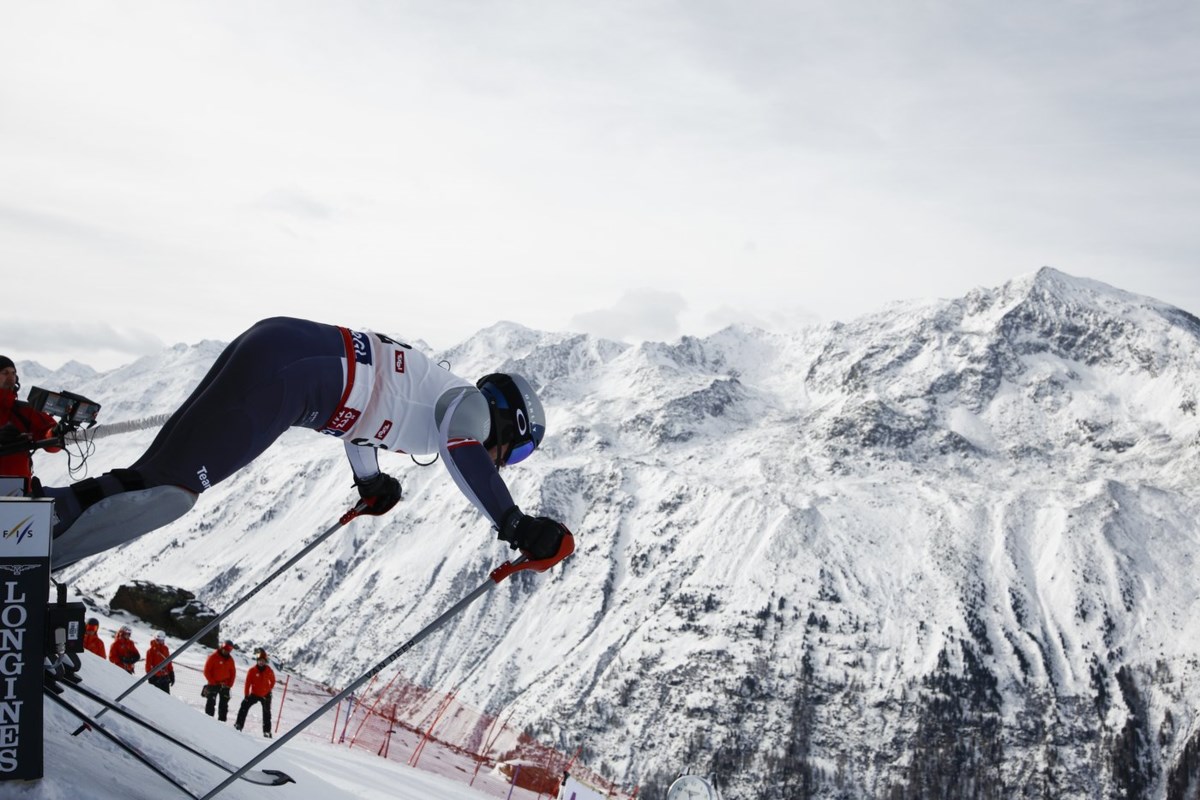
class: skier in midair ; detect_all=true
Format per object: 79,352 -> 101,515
42,317 -> 570,568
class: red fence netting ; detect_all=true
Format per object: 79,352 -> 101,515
165,655 -> 633,800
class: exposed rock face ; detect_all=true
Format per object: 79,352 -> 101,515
42,268 -> 1200,799
110,581 -> 219,647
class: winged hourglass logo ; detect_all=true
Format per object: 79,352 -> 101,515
0,564 -> 41,575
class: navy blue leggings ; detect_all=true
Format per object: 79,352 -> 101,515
131,317 -> 345,493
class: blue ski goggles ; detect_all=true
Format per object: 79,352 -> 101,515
479,377 -> 543,467
504,438 -> 538,466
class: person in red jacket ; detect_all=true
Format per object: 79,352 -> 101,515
145,631 -> 176,694
203,640 -> 238,721
0,355 -> 61,489
235,649 -> 277,738
82,618 -> 106,659
108,625 -> 140,674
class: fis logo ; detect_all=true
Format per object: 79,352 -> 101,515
375,420 -> 393,439
394,352 -> 406,373
350,330 -> 374,366
1,516 -> 37,545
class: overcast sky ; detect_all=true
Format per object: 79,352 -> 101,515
3,1 -> 1198,370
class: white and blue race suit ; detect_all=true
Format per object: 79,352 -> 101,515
129,316 -> 518,526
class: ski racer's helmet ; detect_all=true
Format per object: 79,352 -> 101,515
155,631 -> 166,642
476,372 -> 545,467
118,625 -> 131,637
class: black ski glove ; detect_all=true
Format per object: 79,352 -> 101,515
0,424 -> 27,448
499,508 -> 568,560
354,472 -> 402,516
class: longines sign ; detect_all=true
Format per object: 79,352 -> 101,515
0,499 -> 52,782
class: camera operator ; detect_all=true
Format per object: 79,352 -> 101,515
0,355 -> 63,487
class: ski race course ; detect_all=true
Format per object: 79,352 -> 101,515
28,631 -> 604,800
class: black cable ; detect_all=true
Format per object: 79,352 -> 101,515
62,427 -> 97,480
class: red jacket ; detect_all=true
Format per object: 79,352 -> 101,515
244,664 -> 276,698
146,641 -> 174,676
0,390 -> 59,479
204,649 -> 237,688
109,636 -> 141,674
83,628 -> 106,659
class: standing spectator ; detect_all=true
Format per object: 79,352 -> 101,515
108,625 -> 140,674
235,649 -> 276,738
203,640 -> 237,721
82,618 -> 105,659
0,355 -> 62,489
145,631 -> 176,694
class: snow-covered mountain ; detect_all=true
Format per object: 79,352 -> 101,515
26,268 -> 1200,799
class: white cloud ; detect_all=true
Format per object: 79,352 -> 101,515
0,320 -> 164,372
1,0 -> 1197,362
252,188 -> 334,221
700,304 -> 821,335
569,290 -> 688,342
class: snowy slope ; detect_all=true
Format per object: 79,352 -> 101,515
15,649 -> 534,800
24,267 -> 1200,799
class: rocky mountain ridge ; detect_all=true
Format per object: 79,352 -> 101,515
26,267 -> 1200,798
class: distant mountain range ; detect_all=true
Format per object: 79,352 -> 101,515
26,268 -> 1200,799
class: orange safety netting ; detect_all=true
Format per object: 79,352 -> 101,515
169,657 -> 634,799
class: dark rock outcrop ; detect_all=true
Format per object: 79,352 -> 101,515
110,581 -> 219,647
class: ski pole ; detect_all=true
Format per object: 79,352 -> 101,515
73,500 -> 369,735
199,532 -> 575,800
